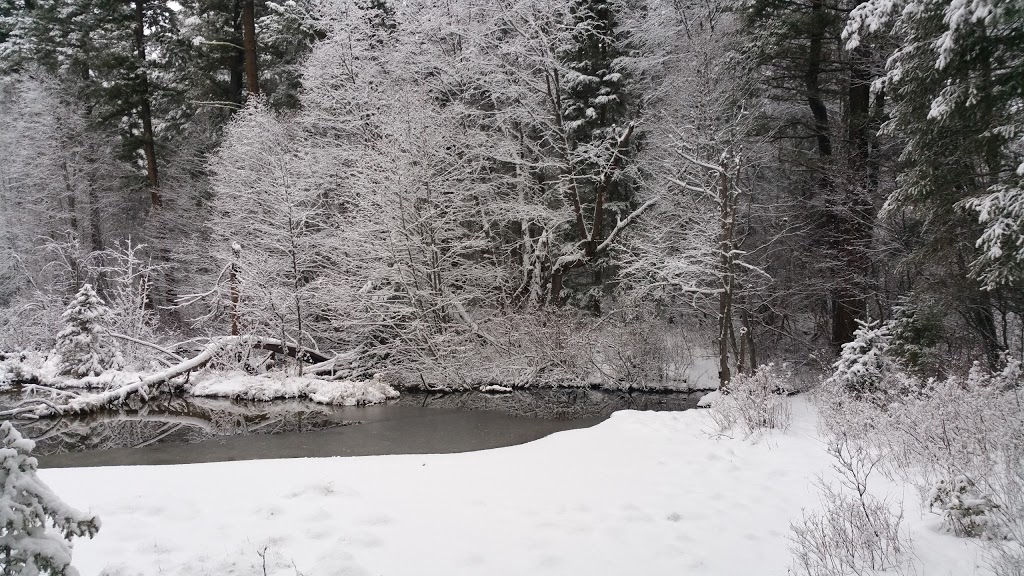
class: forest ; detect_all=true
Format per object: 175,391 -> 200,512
0,0 -> 1022,574
0,0 -> 1022,388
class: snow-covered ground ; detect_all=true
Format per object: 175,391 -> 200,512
40,398 -> 987,576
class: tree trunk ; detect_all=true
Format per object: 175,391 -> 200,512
831,48 -> 875,346
718,290 -> 732,392
88,186 -> 103,252
230,0 -> 246,104
804,0 -> 832,160
133,0 -> 161,204
230,244 -> 241,336
739,298 -> 755,374
241,0 -> 260,97
718,162 -> 735,392
967,285 -> 1003,369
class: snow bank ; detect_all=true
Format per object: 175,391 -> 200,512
697,390 -> 720,407
39,398 -> 987,576
0,352 -> 145,391
0,351 -> 60,388
189,371 -> 399,406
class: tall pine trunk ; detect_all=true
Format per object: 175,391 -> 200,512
242,0 -> 260,96
133,0 -> 160,205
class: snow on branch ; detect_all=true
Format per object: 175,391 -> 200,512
594,198 -> 658,257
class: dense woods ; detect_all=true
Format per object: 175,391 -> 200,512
1,0 -> 1021,389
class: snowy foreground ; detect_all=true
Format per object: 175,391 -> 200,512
41,398 -> 986,576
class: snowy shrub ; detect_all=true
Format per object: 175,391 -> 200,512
0,291 -> 65,353
824,320 -> 896,395
709,363 -> 793,434
880,364 -> 1024,544
928,475 -> 1002,538
588,314 -> 690,390
0,421 -> 100,575
0,352 -> 60,387
794,373 -> 912,576
54,284 -> 124,377
790,482 -> 907,576
189,372 -> 399,406
97,241 -> 162,368
816,354 -> 1024,570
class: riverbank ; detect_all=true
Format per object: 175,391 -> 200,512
39,397 -> 986,576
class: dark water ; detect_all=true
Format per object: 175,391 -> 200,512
0,389 -> 703,468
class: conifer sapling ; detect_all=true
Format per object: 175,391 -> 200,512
55,284 -> 124,377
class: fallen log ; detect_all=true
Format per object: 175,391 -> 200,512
0,335 -> 340,419
252,340 -> 331,364
1,336 -> 249,419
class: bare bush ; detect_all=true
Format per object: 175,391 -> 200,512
98,240 -> 163,367
790,481 -> 907,576
878,362 -> 1024,543
988,543 -> 1024,576
791,370 -> 912,576
710,363 -> 793,435
808,350 -> 1024,574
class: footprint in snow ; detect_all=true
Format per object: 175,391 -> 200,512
357,512 -> 395,527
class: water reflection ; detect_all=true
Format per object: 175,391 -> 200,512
1,388 -> 702,457
3,395 -> 355,456
394,388 -> 703,419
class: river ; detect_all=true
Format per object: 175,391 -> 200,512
0,388 -> 705,468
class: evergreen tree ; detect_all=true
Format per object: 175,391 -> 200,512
55,283 -> 124,377
561,0 -> 629,146
845,0 -> 1023,363
0,421 -> 100,576
825,320 -> 894,394
887,295 -> 945,374
556,0 -> 637,310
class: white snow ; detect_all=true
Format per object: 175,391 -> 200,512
0,352 -> 61,387
39,398 -> 988,576
479,384 -> 513,393
188,371 -> 399,405
697,389 -> 720,407
0,353 -> 145,391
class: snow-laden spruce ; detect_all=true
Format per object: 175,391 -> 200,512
54,284 -> 123,378
0,421 -> 100,576
825,320 -> 893,394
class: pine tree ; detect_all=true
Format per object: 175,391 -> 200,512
556,0 -> 636,310
55,284 -> 124,377
825,320 -> 893,394
561,0 -> 629,147
887,295 -> 944,374
844,0 -> 1023,364
0,421 -> 100,576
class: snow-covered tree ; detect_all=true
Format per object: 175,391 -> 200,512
0,74 -> 127,261
186,97 -> 337,371
55,283 -> 124,377
617,0 -> 769,388
825,320 -> 893,394
886,295 -> 945,374
844,0 -> 1024,290
0,421 -> 100,576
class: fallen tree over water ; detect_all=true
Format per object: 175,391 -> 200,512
0,335 -> 366,420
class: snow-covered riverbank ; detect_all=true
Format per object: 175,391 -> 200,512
40,397 -> 987,576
